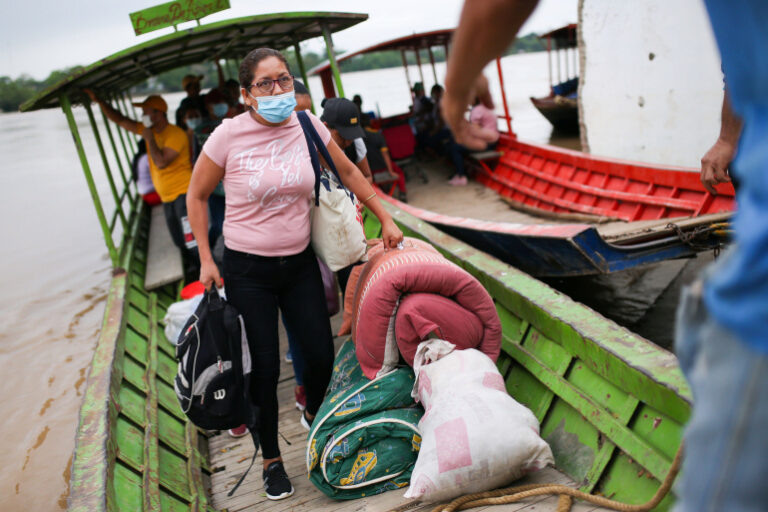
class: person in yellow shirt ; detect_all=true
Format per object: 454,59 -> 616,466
84,90 -> 198,270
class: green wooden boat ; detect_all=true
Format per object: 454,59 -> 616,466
21,9 -> 689,511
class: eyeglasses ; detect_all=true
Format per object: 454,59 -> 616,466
248,75 -> 295,94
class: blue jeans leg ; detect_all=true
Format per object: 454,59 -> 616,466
673,279 -> 768,512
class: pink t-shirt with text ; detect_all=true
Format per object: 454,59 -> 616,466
202,111 -> 331,256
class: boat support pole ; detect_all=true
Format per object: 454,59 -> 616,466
414,48 -> 425,86
428,46 -> 439,85
321,23 -> 345,98
61,94 -> 119,266
556,41 -> 561,85
293,41 -> 315,114
99,107 -> 132,197
117,93 -> 138,154
496,57 -> 513,136
401,50 -> 413,92
547,36 -> 553,91
84,102 -> 127,231
111,93 -> 138,187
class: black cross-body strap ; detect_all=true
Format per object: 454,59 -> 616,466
296,110 -> 353,205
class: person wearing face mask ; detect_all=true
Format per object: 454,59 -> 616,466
186,47 -> 403,501
84,89 -> 199,278
176,74 -> 209,130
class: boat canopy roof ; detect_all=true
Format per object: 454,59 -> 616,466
308,28 -> 453,76
20,11 -> 368,112
539,23 -> 577,48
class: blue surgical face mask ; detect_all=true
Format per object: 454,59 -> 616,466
212,103 -> 229,118
248,90 -> 296,123
186,117 -> 202,130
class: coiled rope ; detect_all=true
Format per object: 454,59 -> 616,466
428,444 -> 683,512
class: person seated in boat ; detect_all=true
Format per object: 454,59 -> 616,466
411,82 -> 434,154
186,47 -> 403,501
85,90 -> 199,279
131,139 -> 161,206
215,60 -> 246,117
176,74 -> 209,130
293,79 -> 313,111
361,114 -> 407,201
446,96 -> 500,186
180,105 -> 204,163
321,97 -> 374,186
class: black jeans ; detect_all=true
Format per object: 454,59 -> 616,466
223,245 -> 335,459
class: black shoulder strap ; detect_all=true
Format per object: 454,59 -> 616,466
296,110 -> 352,205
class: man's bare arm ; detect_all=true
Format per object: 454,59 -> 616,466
83,88 -> 141,134
701,91 -> 743,194
443,0 -> 539,148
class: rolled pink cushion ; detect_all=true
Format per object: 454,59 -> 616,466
395,293 -> 485,366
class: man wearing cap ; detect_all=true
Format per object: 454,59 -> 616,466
321,97 -> 372,184
84,89 -> 198,272
176,74 -> 208,129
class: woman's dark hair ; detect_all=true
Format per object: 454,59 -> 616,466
239,48 -> 290,89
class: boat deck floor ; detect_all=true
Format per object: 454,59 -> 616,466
402,159 -> 727,243
207,311 -> 612,512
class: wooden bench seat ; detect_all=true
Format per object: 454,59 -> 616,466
144,205 -> 183,290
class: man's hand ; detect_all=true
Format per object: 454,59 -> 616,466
141,125 -> 154,140
701,139 -> 735,195
442,75 -> 497,150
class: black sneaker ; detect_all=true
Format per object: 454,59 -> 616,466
263,461 -> 294,500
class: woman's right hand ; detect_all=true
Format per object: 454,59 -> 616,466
199,259 -> 223,290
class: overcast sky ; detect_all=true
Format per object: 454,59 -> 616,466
1,0 -> 576,80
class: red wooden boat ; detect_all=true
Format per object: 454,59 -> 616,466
312,29 -> 736,277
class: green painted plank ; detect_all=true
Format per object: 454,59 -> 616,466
629,404 -> 684,461
123,356 -> 147,393
115,417 -> 144,471
506,342 -> 671,481
142,295 -> 161,511
159,445 -> 192,500
124,327 -> 148,365
128,286 -> 149,312
113,463 -> 143,512
118,385 -> 147,427
160,490 -> 194,512
158,378 -> 186,421
127,304 -> 150,337
599,453 -> 675,510
157,348 -> 177,385
158,408 -> 187,456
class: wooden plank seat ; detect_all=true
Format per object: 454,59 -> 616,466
466,149 -> 503,176
144,204 -> 183,290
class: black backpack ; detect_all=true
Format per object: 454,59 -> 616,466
173,287 -> 259,495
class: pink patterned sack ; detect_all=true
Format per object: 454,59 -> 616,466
404,341 -> 554,502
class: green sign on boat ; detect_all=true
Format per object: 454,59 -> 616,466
129,0 -> 231,35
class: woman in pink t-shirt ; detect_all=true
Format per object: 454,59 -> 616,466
186,48 -> 403,500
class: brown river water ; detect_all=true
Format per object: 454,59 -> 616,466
0,51 -> 696,509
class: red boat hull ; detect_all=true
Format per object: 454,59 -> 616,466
475,135 -> 736,222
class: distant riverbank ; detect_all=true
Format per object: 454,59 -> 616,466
0,33 -> 543,112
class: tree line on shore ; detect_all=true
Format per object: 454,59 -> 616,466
1,33 -> 543,113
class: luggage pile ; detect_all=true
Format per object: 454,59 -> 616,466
306,339 -> 422,499
309,238 -> 553,502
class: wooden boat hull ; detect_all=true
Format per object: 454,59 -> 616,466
479,135 -> 735,222
376,193 -> 729,277
530,95 -> 580,133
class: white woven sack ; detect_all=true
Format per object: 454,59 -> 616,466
404,341 -> 554,502
311,171 -> 368,272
